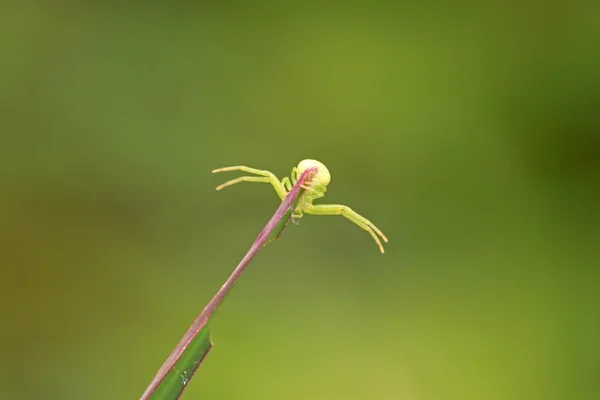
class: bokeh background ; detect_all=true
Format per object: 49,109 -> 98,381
1,2 -> 599,399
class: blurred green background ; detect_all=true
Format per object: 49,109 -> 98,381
1,2 -> 599,399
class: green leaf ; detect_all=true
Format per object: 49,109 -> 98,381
149,322 -> 213,400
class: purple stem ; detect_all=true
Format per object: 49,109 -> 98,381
140,167 -> 317,400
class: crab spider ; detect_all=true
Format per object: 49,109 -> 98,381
212,159 -> 388,253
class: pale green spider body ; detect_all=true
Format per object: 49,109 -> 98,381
212,159 -> 388,253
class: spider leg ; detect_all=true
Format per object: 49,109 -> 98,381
291,208 -> 304,224
281,177 -> 293,192
308,191 -> 325,201
291,167 -> 299,184
212,166 -> 287,200
302,203 -> 388,253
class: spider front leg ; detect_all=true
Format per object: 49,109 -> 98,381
303,203 -> 388,253
281,176 -> 293,192
212,166 -> 288,200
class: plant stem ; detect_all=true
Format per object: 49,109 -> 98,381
140,167 -> 316,400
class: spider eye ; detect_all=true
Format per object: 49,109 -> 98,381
297,159 -> 331,187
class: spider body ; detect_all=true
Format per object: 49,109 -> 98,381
212,159 -> 388,253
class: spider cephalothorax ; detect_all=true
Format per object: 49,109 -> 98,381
213,159 -> 388,253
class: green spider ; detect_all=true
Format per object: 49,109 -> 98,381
212,159 -> 388,253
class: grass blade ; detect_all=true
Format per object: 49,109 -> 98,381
140,167 -> 317,400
